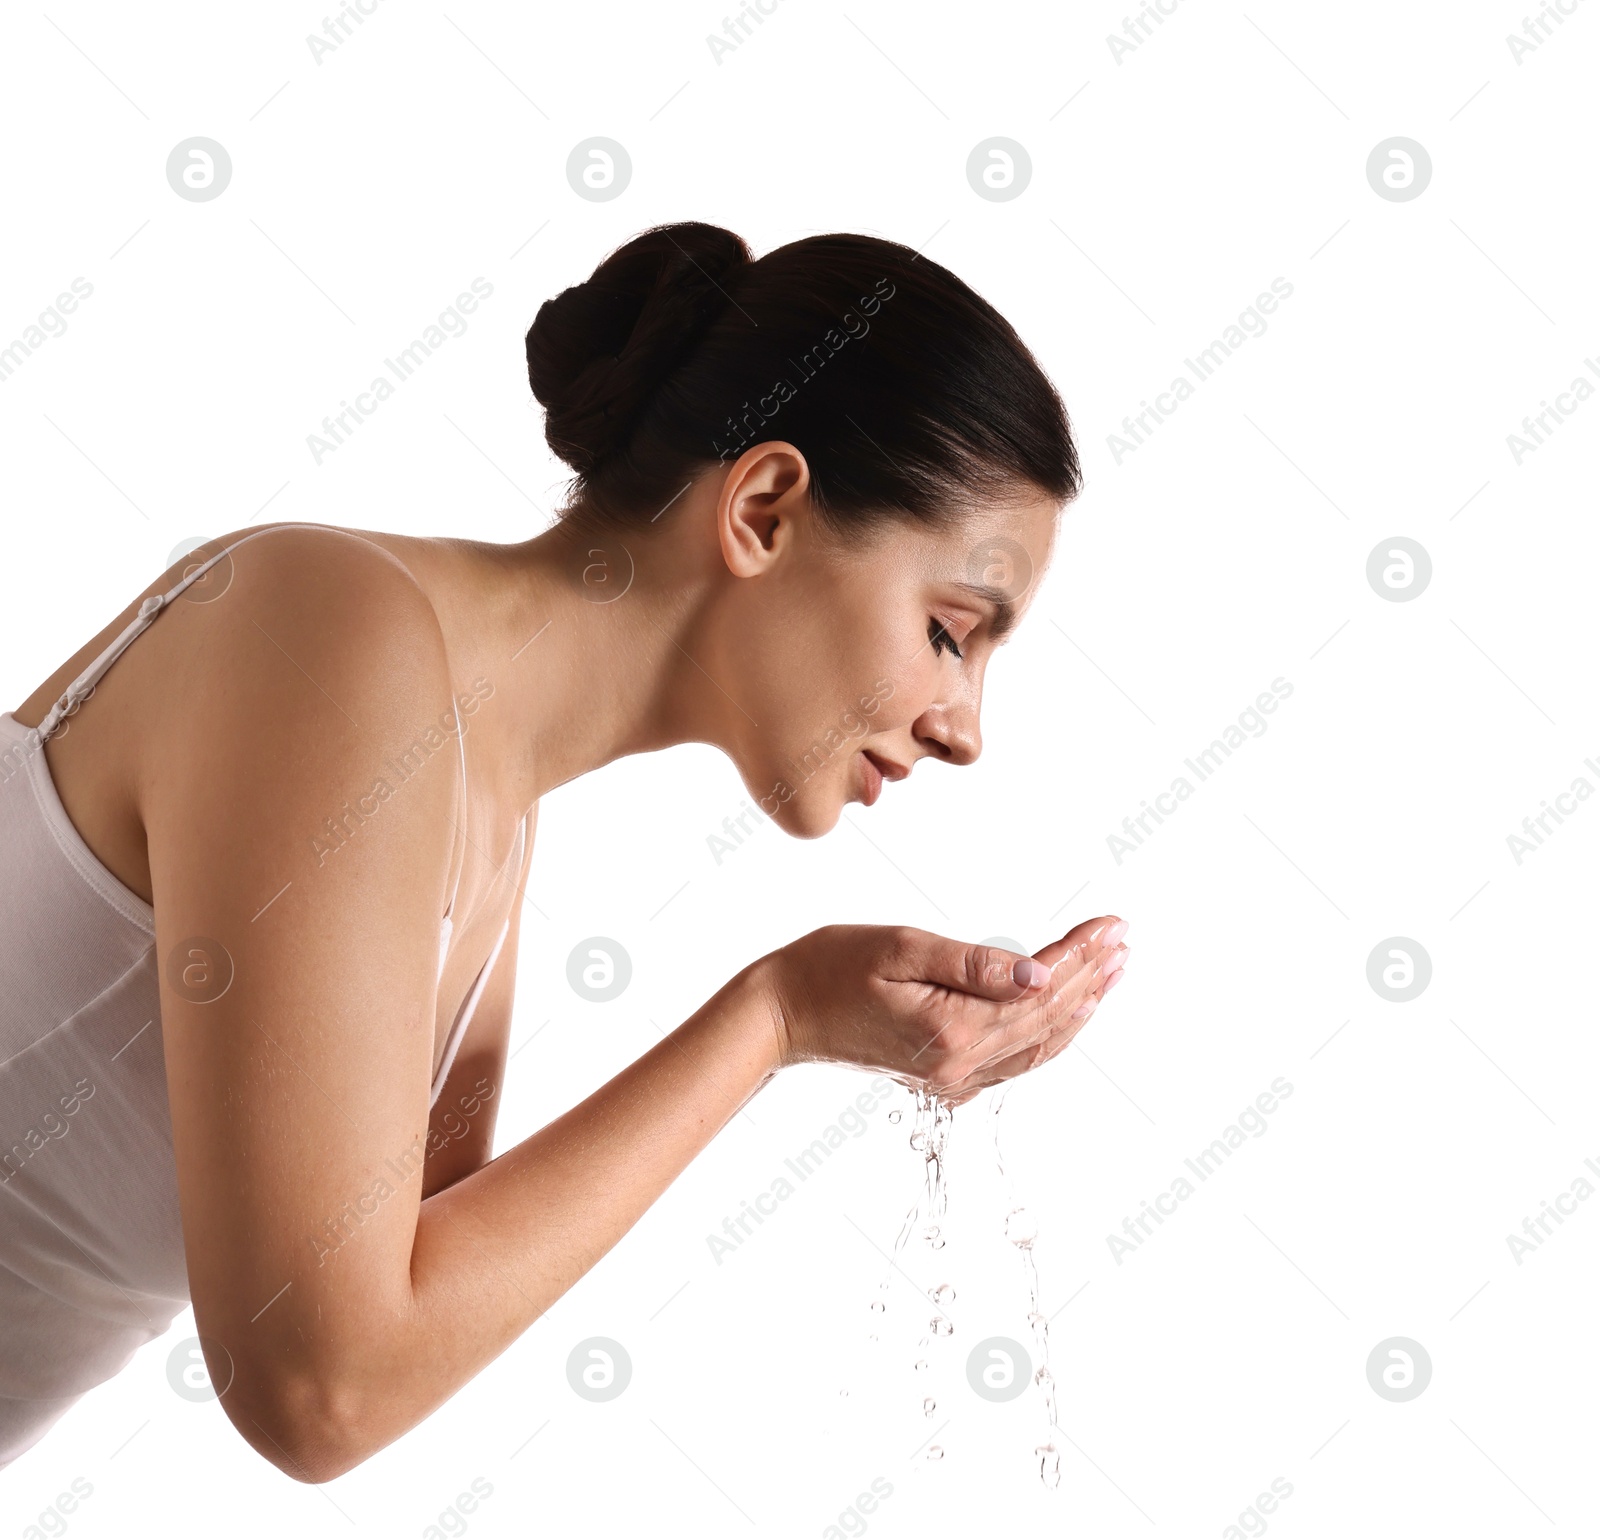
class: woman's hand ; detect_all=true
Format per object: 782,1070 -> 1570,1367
759,915 -> 1130,1102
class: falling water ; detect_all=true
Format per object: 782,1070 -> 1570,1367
870,1084 -> 1062,1481
993,1086 -> 1063,1489
868,1087 -> 958,1465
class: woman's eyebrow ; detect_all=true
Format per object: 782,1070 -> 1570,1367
954,580 -> 1018,642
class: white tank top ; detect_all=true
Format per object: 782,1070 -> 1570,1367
0,525 -> 520,1469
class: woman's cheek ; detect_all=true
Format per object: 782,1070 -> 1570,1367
874,643 -> 936,726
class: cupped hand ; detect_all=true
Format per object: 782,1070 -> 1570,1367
761,915 -> 1130,1101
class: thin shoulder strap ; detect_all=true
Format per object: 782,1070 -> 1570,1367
33,523 -> 309,744
430,913 -> 511,1106
441,700 -> 469,922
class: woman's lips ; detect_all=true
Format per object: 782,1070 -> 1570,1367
858,751 -> 883,806
858,750 -> 908,805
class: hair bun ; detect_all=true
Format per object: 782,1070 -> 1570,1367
526,221 -> 752,478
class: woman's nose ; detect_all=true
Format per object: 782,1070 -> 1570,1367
915,700 -> 982,767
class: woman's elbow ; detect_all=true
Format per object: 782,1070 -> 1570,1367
223,1366 -> 372,1484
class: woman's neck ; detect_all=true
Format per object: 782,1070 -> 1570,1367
395,505 -> 731,816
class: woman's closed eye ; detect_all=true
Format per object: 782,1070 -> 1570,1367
928,618 -> 963,660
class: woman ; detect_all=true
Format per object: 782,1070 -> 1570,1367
0,221 -> 1130,1478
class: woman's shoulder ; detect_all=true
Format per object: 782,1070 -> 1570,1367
136,520 -> 464,916
169,521 -> 437,618
135,520 -> 459,822
161,520 -> 450,691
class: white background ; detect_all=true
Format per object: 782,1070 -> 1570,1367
2,1 -> 1596,1535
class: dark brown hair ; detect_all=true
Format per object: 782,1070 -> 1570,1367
525,221 -> 1080,534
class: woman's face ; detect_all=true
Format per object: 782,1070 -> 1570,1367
712,481 -> 1061,838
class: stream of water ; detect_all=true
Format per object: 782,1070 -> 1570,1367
865,1083 -> 1062,1486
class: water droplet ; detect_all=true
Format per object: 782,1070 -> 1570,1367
913,1358 -> 929,1372
928,1282 -> 956,1305
930,1235 -> 946,1250
923,1224 -> 940,1244
1005,1206 -> 1038,1249
888,1109 -> 902,1124
839,1387 -> 850,1397
929,1315 -> 953,1337
926,1444 -> 944,1463
868,1332 -> 879,1342
1036,1443 -> 1061,1488
910,1130 -> 928,1152
869,1299 -> 885,1313
923,1396 -> 937,1417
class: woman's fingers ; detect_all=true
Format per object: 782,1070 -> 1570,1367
950,996 -> 1102,1097
888,916 -> 1125,1006
934,935 -> 1131,1098
971,914 -> 1126,1063
955,930 -> 1128,1078
939,1013 -> 1085,1104
1033,914 -> 1126,974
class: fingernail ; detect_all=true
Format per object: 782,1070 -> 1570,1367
1014,957 -> 1050,990
1099,919 -> 1129,950
1069,997 -> 1098,1021
1102,967 -> 1125,993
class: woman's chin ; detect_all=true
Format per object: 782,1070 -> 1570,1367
753,783 -> 848,840
730,752 -> 858,839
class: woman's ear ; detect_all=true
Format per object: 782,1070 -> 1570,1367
716,442 -> 811,577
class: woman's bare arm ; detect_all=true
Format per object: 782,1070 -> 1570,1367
286,968 -> 780,1482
